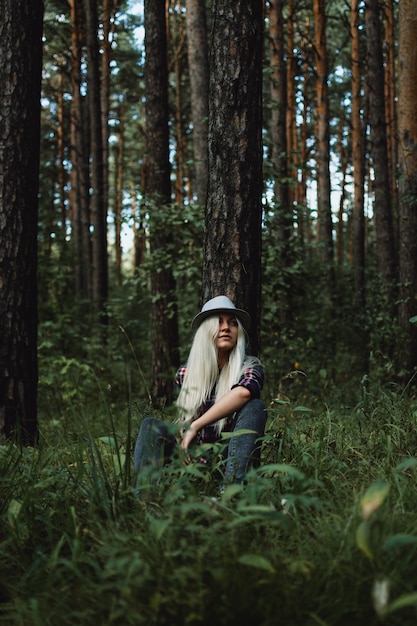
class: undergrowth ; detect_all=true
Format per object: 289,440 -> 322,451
1,378 -> 417,625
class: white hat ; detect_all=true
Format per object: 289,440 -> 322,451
191,295 -> 251,332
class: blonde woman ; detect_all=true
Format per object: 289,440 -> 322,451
133,296 -> 266,484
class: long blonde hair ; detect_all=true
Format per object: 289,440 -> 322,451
176,316 -> 260,433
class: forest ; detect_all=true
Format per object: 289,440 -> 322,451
1,0 -> 417,624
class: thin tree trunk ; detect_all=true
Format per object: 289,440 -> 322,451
336,122 -> 348,265
383,0 -> 398,216
114,102 -> 124,286
298,31 -> 310,251
313,0 -> 333,264
85,0 -> 108,323
269,0 -> 292,324
170,0 -> 186,206
57,55 -> 67,236
70,0 -> 92,298
185,0 -> 209,204
351,0 -> 366,304
365,0 -> 396,293
398,0 -> 417,370
286,0 -> 297,212
100,0 -> 115,219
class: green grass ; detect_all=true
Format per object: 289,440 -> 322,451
2,379 -> 417,625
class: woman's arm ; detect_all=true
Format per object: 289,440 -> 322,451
181,385 -> 251,451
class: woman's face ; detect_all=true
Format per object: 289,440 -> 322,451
216,314 -> 239,357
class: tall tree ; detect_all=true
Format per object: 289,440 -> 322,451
269,0 -> 290,242
351,0 -> 366,304
0,1 -> 43,444
269,0 -> 292,325
185,0 -> 209,204
169,0 -> 187,207
365,0 -> 396,293
69,0 -> 92,299
397,0 -> 417,371
313,0 -> 333,264
383,0 -> 397,211
145,0 -> 179,404
202,0 -> 263,354
85,0 -> 109,322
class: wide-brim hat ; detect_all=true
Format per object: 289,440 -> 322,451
191,295 -> 251,332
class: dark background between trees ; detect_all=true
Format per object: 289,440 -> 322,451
1,0 -> 417,444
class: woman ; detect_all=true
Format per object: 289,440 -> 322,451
133,295 -> 266,485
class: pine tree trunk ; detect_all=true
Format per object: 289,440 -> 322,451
298,35 -> 310,251
85,0 -> 108,323
0,0 -> 43,444
70,0 -> 92,299
313,0 -> 333,264
145,0 -> 179,405
286,0 -> 297,212
170,2 -> 186,206
351,0 -> 366,304
202,0 -> 263,354
269,0 -> 292,325
398,0 -> 417,370
100,0 -> 113,218
383,0 -> 398,215
365,0 -> 396,293
185,0 -> 209,204
114,102 -> 125,286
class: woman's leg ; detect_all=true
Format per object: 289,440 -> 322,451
224,399 -> 267,483
133,417 -> 177,473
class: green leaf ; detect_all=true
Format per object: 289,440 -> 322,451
97,436 -> 118,449
360,481 -> 390,521
383,534 -> 417,551
387,592 -> 417,613
394,457 -> 417,472
238,553 -> 275,573
409,316 -> 417,325
221,483 -> 244,502
7,499 -> 22,527
356,521 -> 373,559
221,429 -> 256,440
259,463 -> 305,480
148,518 -> 171,541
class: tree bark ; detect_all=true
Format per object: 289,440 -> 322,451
351,0 -> 366,304
202,0 -> 263,355
185,0 -> 209,205
365,0 -> 396,292
383,0 -> 398,214
313,0 -> 333,265
170,1 -> 187,207
145,0 -> 179,405
269,0 -> 292,325
398,0 -> 417,371
0,0 -> 43,444
69,0 -> 92,299
85,0 -> 109,323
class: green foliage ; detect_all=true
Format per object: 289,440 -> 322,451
2,376 -> 417,625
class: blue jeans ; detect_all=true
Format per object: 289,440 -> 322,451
133,399 -> 267,484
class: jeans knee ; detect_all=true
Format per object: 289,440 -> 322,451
235,399 -> 267,432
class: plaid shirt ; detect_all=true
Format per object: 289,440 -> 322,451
175,362 -> 264,443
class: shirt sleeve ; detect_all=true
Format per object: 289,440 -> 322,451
231,364 -> 264,398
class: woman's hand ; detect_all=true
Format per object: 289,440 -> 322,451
181,424 -> 197,452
